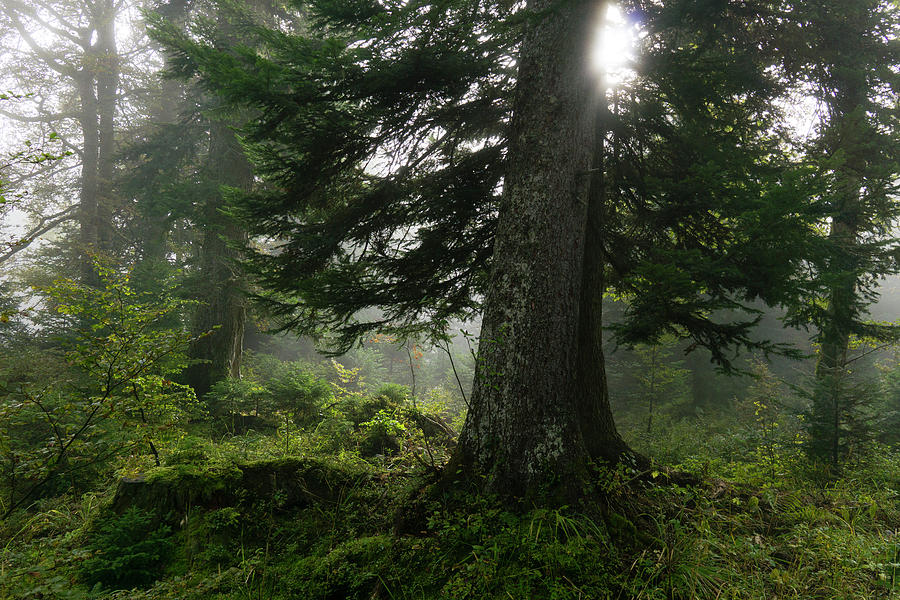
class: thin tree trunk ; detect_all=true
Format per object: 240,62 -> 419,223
575,77 -> 632,464
812,85 -> 865,467
815,226 -> 860,377
77,68 -> 100,283
95,0 -> 117,254
687,348 -> 710,408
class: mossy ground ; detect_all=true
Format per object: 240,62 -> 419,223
4,440 -> 900,599
4,362 -> 900,599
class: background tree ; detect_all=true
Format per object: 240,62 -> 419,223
138,0 -> 302,398
603,0 -> 814,361
0,0 -> 138,281
780,0 -> 900,466
121,0 -> 195,291
149,0 -> 513,352
0,92 -> 73,266
181,108 -> 253,398
631,338 -> 689,435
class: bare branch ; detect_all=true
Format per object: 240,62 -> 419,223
6,11 -> 78,78
7,161 -> 81,189
0,108 -> 79,123
28,0 -> 91,38
47,132 -> 85,159
0,204 -> 79,264
3,0 -> 84,47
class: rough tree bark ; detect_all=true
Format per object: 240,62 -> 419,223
451,0 -> 617,497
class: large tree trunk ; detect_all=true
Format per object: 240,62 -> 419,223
451,0 -> 602,497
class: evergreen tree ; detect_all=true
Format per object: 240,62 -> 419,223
122,0 -> 196,291
779,0 -> 900,466
132,0 -> 297,396
151,0 -> 820,492
150,0 -> 514,350
604,0 -> 813,360
184,114 -> 253,397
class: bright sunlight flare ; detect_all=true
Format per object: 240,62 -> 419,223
591,3 -> 640,86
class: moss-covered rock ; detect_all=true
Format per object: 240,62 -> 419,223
112,458 -> 369,519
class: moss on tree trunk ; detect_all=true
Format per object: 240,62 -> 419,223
450,0 -> 630,498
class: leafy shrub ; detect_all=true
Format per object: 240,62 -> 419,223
205,506 -> 241,532
337,388 -> 403,428
358,409 -> 406,456
0,264 -> 198,513
374,383 -> 410,406
207,360 -> 333,430
207,379 -> 270,419
79,507 -> 173,590
267,364 -> 333,425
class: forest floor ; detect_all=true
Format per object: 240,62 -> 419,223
3,418 -> 900,600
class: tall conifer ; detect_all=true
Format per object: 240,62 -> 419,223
152,0 -> 821,490
781,0 -> 900,465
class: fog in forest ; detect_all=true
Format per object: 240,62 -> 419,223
1,0 -> 899,598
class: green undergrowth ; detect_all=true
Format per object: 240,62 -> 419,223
4,451 -> 900,599
4,361 -> 900,599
